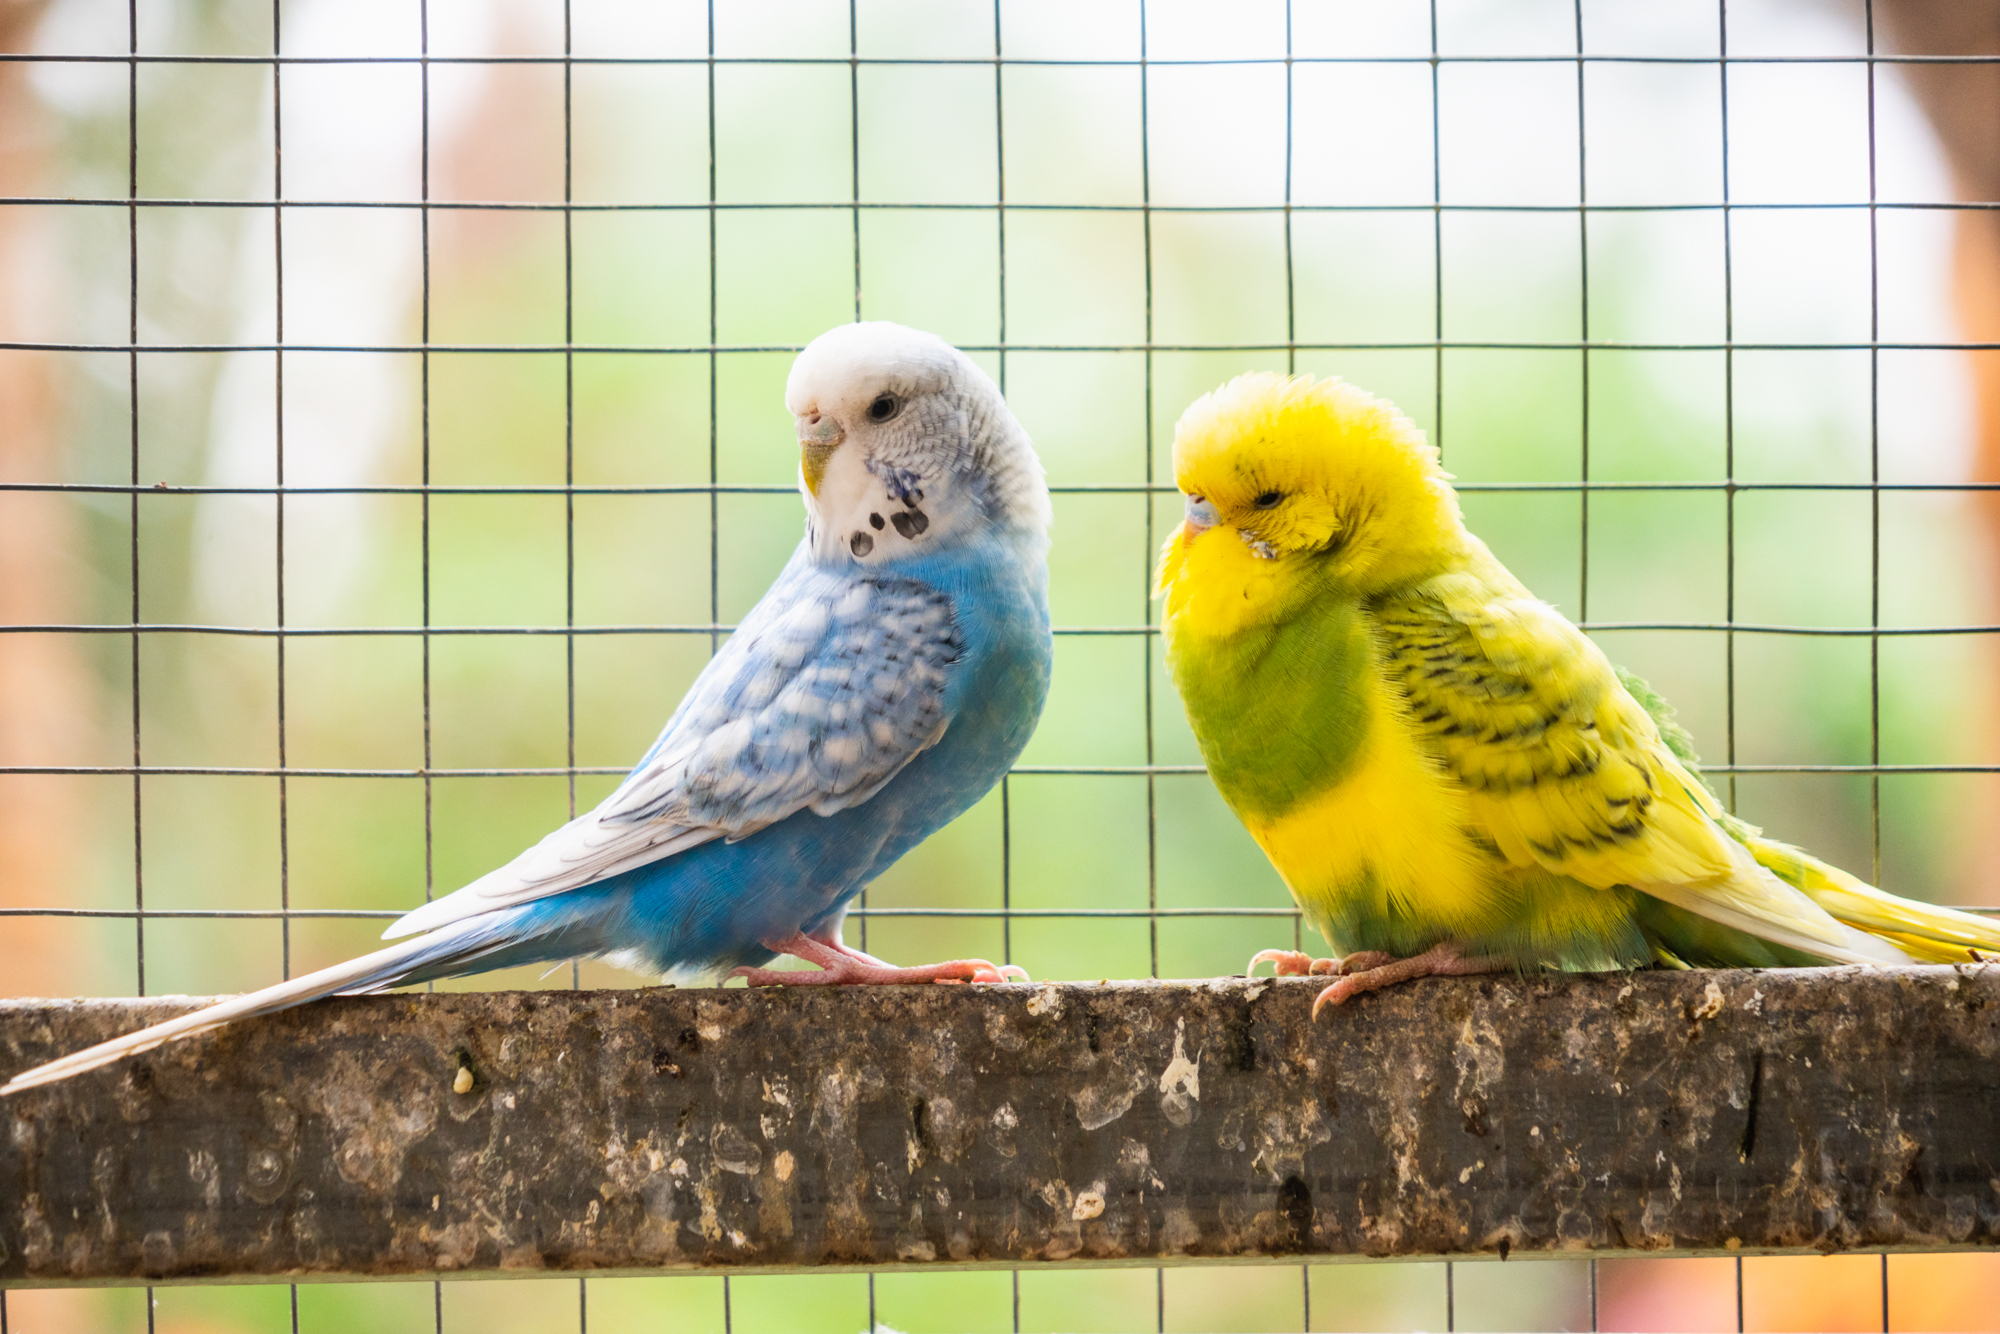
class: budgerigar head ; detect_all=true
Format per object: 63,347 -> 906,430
786,322 -> 1050,566
1158,372 -> 1467,602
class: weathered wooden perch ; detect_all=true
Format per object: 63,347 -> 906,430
2,966 -> 1997,1288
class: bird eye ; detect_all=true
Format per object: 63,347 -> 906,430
868,393 -> 900,423
1253,490 -> 1283,509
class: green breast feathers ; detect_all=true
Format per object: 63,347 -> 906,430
1166,595 -> 1376,820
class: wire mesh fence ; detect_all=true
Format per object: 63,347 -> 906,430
1,0 -> 1997,1328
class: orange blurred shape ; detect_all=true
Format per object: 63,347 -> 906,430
1600,1252 -> 2000,1332
1,1289 -> 129,1333
1886,1252 -> 2000,1333
1744,1255 -> 1894,1333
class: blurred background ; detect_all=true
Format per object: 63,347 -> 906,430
2,0 -> 1998,1329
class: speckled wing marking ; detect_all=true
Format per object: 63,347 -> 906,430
386,566 -> 963,938
606,573 -> 963,831
1371,571 -> 1736,890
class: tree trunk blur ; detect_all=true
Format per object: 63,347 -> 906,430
1873,0 -> 2000,903
0,0 -> 95,997
1876,2 -> 2000,489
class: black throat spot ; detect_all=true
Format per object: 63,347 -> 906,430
890,508 -> 929,540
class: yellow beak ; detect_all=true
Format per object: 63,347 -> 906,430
798,412 -> 845,496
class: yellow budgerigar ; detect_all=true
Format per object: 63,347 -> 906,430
1156,372 -> 2000,1016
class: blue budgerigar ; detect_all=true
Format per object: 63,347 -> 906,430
4,321 -> 1053,1095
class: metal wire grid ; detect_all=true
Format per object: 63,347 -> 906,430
0,0 -> 1995,1330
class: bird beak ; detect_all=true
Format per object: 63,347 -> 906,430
797,411 -> 844,497
1182,494 -> 1219,540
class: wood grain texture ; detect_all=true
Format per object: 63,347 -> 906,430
2,966 -> 1997,1287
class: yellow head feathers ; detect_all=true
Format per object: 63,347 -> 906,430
1161,372 -> 1468,601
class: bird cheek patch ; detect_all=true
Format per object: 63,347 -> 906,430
870,461 -> 926,505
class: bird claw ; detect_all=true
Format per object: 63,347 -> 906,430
1335,950 -> 1396,976
1246,944 -> 1503,1016
1308,943 -> 1506,1021
932,960 -> 1031,985
1247,948 -> 1359,978
1309,982 -> 1349,1022
732,935 -> 1030,988
971,962 -> 1033,984
1247,949 -> 1318,977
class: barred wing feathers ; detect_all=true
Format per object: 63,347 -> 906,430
388,571 -> 963,940
1373,568 -> 1907,967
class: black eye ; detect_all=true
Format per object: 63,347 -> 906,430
1253,490 -> 1283,509
868,393 -> 900,423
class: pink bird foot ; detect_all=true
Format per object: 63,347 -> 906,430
1305,942 -> 1504,1019
1248,945 -> 1502,1016
730,931 -> 1030,987
1246,948 -> 1397,978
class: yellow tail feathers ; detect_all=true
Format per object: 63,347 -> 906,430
1738,830 -> 2000,964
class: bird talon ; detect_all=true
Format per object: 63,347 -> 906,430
1248,949 -> 1316,978
738,937 -> 1030,988
960,960 -> 1031,984
1309,944 -> 1505,1017
1310,981 -> 1353,1020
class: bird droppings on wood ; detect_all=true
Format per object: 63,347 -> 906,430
1,966 -> 1997,1288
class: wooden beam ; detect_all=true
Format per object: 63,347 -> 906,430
3,965 -> 1997,1287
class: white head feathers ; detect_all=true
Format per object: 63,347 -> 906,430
785,322 -> 1050,567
